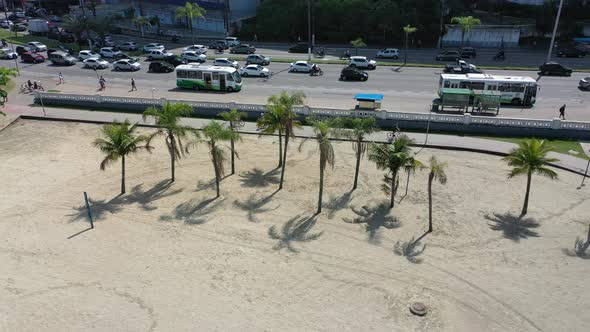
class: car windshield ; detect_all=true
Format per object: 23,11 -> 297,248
233,71 -> 242,83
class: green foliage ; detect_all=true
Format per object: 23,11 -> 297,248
175,2 -> 207,32
93,120 -> 152,171
143,102 -> 193,161
350,37 -> 366,49
268,91 -> 305,137
451,16 -> 481,33
0,67 -> 18,86
428,156 -> 447,185
502,139 -> 558,180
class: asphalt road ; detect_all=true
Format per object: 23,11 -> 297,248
4,52 -> 590,121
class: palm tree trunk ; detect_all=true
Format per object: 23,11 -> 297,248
121,155 -> 126,195
405,170 -> 411,196
521,171 -> 532,217
170,135 -> 176,183
428,172 -> 434,233
460,30 -> 465,49
389,170 -> 398,209
279,134 -> 289,190
230,137 -> 235,175
317,162 -> 325,214
353,142 -> 361,190
278,129 -> 283,168
190,19 -> 194,45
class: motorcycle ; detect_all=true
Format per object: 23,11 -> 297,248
340,52 -> 351,60
493,50 -> 505,61
215,47 -> 224,54
310,66 -> 323,76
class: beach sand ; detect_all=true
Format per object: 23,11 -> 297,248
1,119 -> 589,332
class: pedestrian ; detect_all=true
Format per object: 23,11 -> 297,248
253,34 -> 258,42
37,81 -> 44,91
58,72 -> 63,84
99,76 -> 106,90
298,35 -> 301,42
131,78 -> 137,91
27,80 -> 32,90
33,81 -> 38,90
559,104 -> 566,120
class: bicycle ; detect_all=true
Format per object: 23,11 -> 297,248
387,125 -> 401,143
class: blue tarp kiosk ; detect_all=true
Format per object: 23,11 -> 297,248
354,93 -> 383,110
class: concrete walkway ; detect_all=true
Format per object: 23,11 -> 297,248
2,102 -> 590,177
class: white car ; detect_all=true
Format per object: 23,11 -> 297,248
224,37 -> 240,47
100,47 -> 122,58
26,41 -> 47,52
183,44 -> 207,54
213,58 -> 239,69
78,50 -> 100,60
118,42 -> 137,51
148,50 -> 174,60
349,56 -> 377,69
83,58 -> 109,69
289,60 -> 314,73
181,51 -> 206,63
239,64 -> 270,77
0,20 -> 13,28
113,59 -> 141,71
143,43 -> 165,52
376,48 -> 399,59
0,47 -> 17,59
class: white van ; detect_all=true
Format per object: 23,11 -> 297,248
224,37 -> 240,46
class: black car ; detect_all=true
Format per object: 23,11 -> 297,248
289,43 -> 311,53
163,55 -> 188,67
149,61 -> 175,73
556,48 -> 586,58
539,61 -> 572,76
435,50 -> 460,61
230,44 -> 256,54
15,45 -> 32,56
459,47 -> 476,58
46,48 -> 58,56
209,40 -> 229,49
339,67 -> 368,81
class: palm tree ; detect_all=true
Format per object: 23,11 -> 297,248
200,121 -> 237,197
451,16 -> 481,49
143,102 -> 193,182
332,117 -> 378,191
175,1 -> 206,44
257,102 -> 285,168
502,139 -> 558,217
299,118 -> 335,214
63,14 -> 89,49
133,16 -> 150,37
219,108 -> 246,176
350,37 -> 367,56
403,156 -> 424,197
368,135 -> 416,209
273,91 -> 305,190
427,156 -> 447,233
403,25 -> 417,50
93,120 -> 152,194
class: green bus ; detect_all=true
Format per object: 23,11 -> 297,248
176,64 -> 243,92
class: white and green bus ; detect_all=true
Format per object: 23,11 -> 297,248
439,73 -> 537,106
176,64 -> 243,92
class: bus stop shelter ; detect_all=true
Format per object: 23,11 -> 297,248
472,90 -> 501,115
439,88 -> 471,112
354,93 -> 384,110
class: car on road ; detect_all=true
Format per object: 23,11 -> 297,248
0,20 -> 13,28
239,64 -> 270,77
148,50 -> 174,60
143,43 -> 165,52
100,47 -> 122,58
15,45 -> 32,56
289,43 -> 311,53
148,61 -> 175,73
183,44 -> 207,54
339,67 -> 368,81
21,51 -> 45,63
289,60 -> 314,73
539,61 -> 572,76
575,43 -> 590,54
556,48 -> 586,58
459,47 -> 477,58
113,53 -> 137,61
213,57 -> 239,68
443,60 -> 482,74
113,59 -> 141,71
12,24 -> 27,32
224,37 -> 240,46
78,50 -> 100,60
0,48 -> 17,59
376,48 -> 399,59
209,40 -> 229,49
83,58 -> 109,69
117,41 -> 138,51
26,41 -> 47,52
48,51 -> 77,65
579,77 -> 590,90
181,51 -> 206,63
348,56 -> 377,69
164,55 -> 188,67
230,44 -> 256,54
435,50 -> 460,61
246,54 -> 271,66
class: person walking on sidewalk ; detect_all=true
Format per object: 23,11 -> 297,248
130,78 -> 137,91
559,104 -> 566,120
58,72 -> 64,85
99,76 -> 106,91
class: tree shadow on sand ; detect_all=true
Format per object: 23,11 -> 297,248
233,190 -> 280,222
324,190 -> 354,219
239,168 -> 280,188
160,197 -> 225,225
67,197 -> 123,223
343,203 -> 401,244
268,214 -> 323,253
194,179 -> 216,192
485,212 -> 540,242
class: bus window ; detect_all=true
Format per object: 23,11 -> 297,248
511,84 -> 524,92
444,80 -> 450,88
498,83 -> 507,92
471,82 -> 484,90
188,71 -> 196,79
226,73 -> 234,82
459,81 -> 470,89
177,70 -> 187,78
213,72 -> 219,81
196,71 -> 202,79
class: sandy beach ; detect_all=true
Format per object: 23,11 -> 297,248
1,118 -> 589,332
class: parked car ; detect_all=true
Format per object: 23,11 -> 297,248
183,44 -> 207,54
246,54 -> 271,66
15,45 -> 32,56
0,20 -> 13,28
339,67 -> 368,81
26,41 -> 47,52
58,45 -> 75,55
11,24 -> 27,32
289,43 -> 311,53
575,43 -> 590,54
224,36 -> 240,46
0,48 -> 17,59
376,48 -> 399,59
459,47 -> 477,58
117,41 -> 137,51
209,40 -> 229,49
113,59 -> 141,71
181,51 -> 206,63
556,48 -> 586,58
148,50 -> 174,60
164,55 -> 188,67
113,53 -> 137,61
78,50 -> 100,60
348,56 -> 377,69
289,60 -> 314,73
148,61 -> 175,73
143,43 -> 165,52
239,64 -> 270,77
21,51 -> 45,63
213,57 -> 239,68
444,60 -> 482,74
48,51 -> 77,65
539,61 -> 572,76
230,44 -> 256,54
580,77 -> 590,90
100,47 -> 122,58
436,50 -> 460,61
83,58 -> 109,69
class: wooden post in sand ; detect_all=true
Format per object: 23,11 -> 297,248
84,192 -> 94,229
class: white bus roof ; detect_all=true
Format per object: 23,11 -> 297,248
440,73 -> 536,83
176,64 -> 237,72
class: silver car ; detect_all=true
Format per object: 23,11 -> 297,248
0,47 -> 17,59
113,59 -> 141,71
580,77 -> 590,90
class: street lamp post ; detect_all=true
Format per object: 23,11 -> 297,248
546,0 -> 564,63
307,0 -> 312,61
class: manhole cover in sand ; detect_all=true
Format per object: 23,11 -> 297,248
409,302 -> 428,316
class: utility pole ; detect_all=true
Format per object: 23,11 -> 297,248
546,0 -> 564,63
307,0 -> 311,61
438,0 -> 446,49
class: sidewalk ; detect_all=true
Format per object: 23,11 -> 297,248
3,102 -> 589,176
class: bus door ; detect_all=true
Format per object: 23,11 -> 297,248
523,85 -> 534,106
203,72 -> 212,89
220,73 -> 226,90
